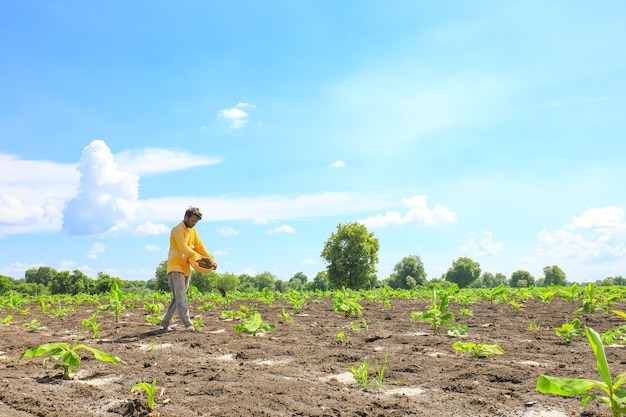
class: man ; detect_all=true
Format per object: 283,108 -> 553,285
160,206 -> 217,332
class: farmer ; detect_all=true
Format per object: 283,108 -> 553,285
160,206 -> 217,332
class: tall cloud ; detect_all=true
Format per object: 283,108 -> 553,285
62,140 -> 140,236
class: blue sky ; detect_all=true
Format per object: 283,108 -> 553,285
1,1 -> 625,284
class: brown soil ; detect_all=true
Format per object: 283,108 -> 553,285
1,295 -> 625,417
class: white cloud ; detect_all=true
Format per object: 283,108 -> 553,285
566,206 -> 625,230
302,257 -> 316,265
0,193 -> 46,225
359,195 -> 456,227
134,221 -> 169,236
144,244 -> 160,252
460,231 -> 504,256
330,160 -> 345,168
0,153 -> 78,236
218,226 -> 239,236
62,140 -> 140,236
214,249 -> 229,256
115,148 -> 221,176
86,242 -> 106,259
538,206 -> 626,262
218,102 -> 256,130
267,224 -> 296,234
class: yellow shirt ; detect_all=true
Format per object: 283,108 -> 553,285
167,221 -> 214,276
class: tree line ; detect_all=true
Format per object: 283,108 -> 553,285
1,221 -> 623,296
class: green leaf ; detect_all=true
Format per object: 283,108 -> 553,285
61,350 -> 81,367
586,327 -> 612,387
76,345 -> 128,365
536,375 -> 603,396
19,343 -> 68,360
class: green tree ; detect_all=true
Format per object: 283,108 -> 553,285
212,272 -> 240,292
254,271 -> 276,291
388,255 -> 426,289
154,261 -> 169,292
95,272 -> 122,294
25,266 -> 58,287
444,257 -> 481,289
475,272 -> 507,288
543,265 -> 567,286
0,274 -> 13,295
14,282 -> 49,296
274,279 -> 288,292
288,272 -> 308,290
49,270 -> 95,295
190,270 -> 212,293
321,222 -> 379,290
510,270 -> 535,288
311,271 -> 330,291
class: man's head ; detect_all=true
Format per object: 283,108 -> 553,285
184,206 -> 203,228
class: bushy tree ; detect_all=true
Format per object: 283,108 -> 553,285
154,260 -> 169,292
388,255 -> 426,289
95,272 -> 122,294
25,266 -> 58,286
473,272 -> 507,288
0,274 -> 13,295
542,265 -> 567,286
510,270 -> 535,288
254,271 -> 276,291
288,272 -> 308,290
311,271 -> 330,291
49,269 -> 95,295
444,257 -> 481,288
190,270 -> 212,293
321,222 -> 379,290
211,272 -> 240,292
595,276 -> 626,286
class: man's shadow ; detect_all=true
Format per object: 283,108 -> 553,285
99,329 -> 168,344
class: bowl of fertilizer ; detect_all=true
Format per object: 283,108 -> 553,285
190,253 -> 215,273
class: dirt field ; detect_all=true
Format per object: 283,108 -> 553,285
1,294 -> 625,417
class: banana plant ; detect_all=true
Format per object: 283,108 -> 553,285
131,380 -> 158,410
234,311 -> 275,336
98,283 -> 133,322
411,288 -> 454,335
20,340 -> 127,379
537,327 -> 626,417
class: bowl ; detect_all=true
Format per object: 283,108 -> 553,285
190,253 -> 215,273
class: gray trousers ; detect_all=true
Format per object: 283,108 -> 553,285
160,271 -> 193,328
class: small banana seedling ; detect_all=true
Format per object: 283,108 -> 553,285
411,288 -> 454,335
131,379 -> 159,411
537,327 -> 626,417
37,297 -> 52,316
49,300 -> 73,318
555,318 -> 583,344
234,311 -> 275,336
453,342 -> 505,358
276,307 -> 294,324
98,283 -> 133,322
81,310 -> 102,339
574,283 -> 600,315
350,352 -> 389,390
20,339 -> 127,379
332,289 -> 363,317
337,331 -> 350,345
22,319 -> 41,332
191,315 -> 204,330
